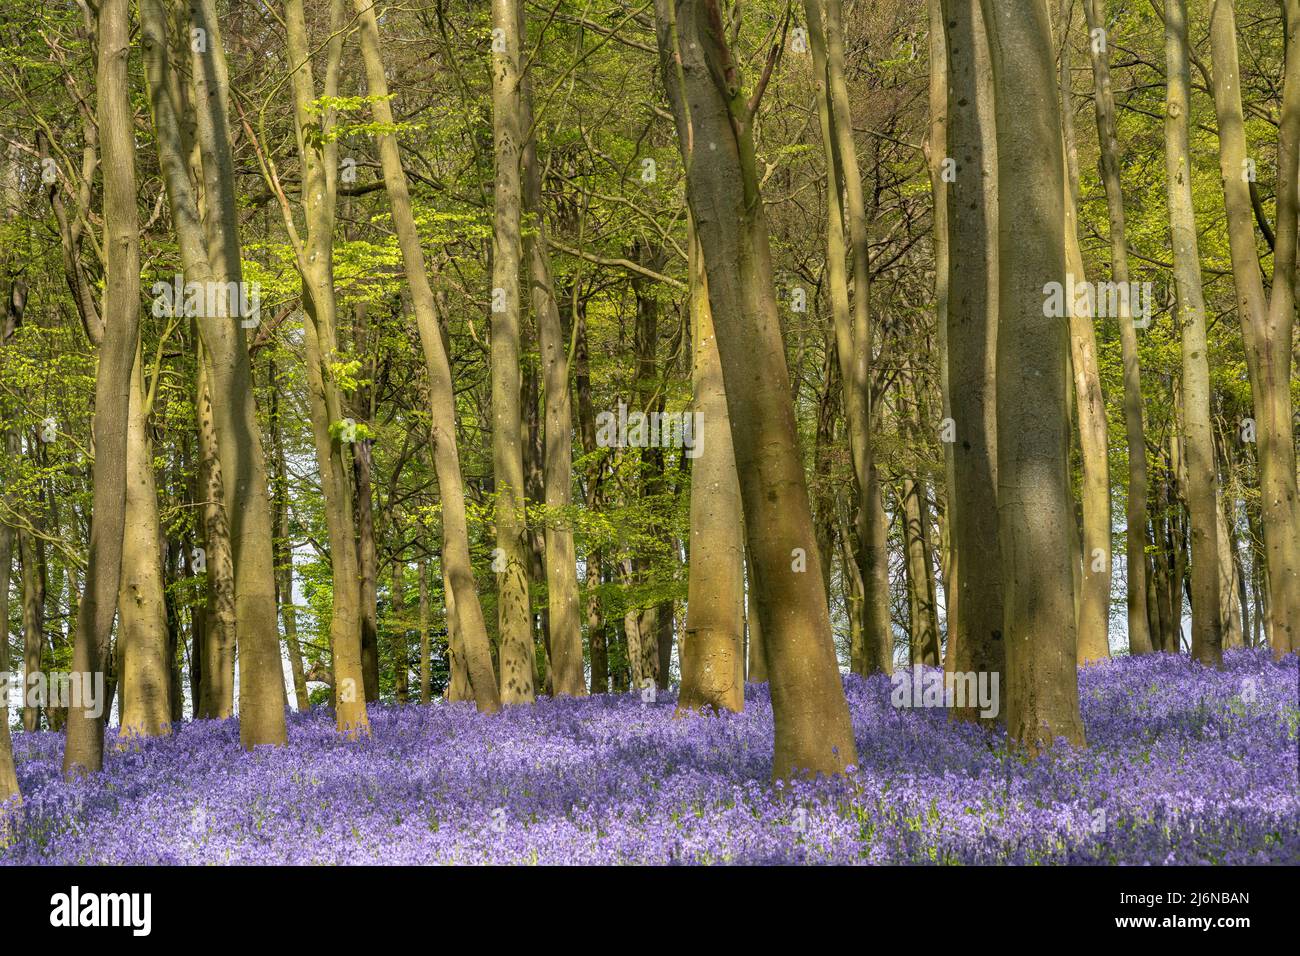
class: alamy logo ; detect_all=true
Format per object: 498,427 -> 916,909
891,665 -> 1000,719
1043,272 -> 1154,327
151,274 -> 261,328
595,403 -> 704,459
2,671 -> 104,719
50,886 -> 151,936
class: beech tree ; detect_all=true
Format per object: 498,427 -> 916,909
1,150 -> 22,807
653,0 -> 857,777
489,0 -> 536,704
351,0 -> 501,713
197,0 -> 289,747
1084,0 -> 1153,656
249,0 -> 370,734
940,0 -> 1005,717
1059,0 -> 1112,665
977,0 -> 1085,750
1208,0 -> 1299,659
1164,0 -> 1223,666
62,0 -> 142,775
677,220 -> 745,715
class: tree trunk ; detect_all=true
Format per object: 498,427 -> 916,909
418,558 -> 431,704
573,290 -> 609,694
586,550 -> 608,693
44,479 -> 73,733
1169,478 -> 1190,649
1208,0 -> 1300,659
117,347 -> 172,739
977,0 -> 1086,752
902,475 -> 941,666
813,344 -> 840,611
524,349 -> 551,695
1217,483 -> 1245,648
1247,495 -> 1267,647
927,0 -> 958,673
622,558 -> 648,691
629,248 -> 670,693
193,354 -> 236,718
656,601 -> 675,691
351,0 -> 501,713
939,0 -> 1005,717
0,477 -> 18,799
489,0 -> 537,706
354,439 -> 380,703
1,158 -> 24,811
183,0 -> 289,748
63,0 -> 143,775
745,548 -> 767,683
517,0 -> 584,697
19,522 -> 44,733
826,0 -> 891,675
806,0 -> 891,674
351,303 -> 382,705
1084,0 -> 1152,655
164,539 -> 183,726
835,493 -> 869,672
806,0 -> 857,608
276,0 -> 369,734
0,452 -> 19,806
1150,514 -> 1172,652
1165,0 -> 1223,667
654,0 -> 857,777
900,357 -> 942,670
444,561 -> 471,702
270,364 -> 310,712
1059,0 -> 1112,665
1062,233 -> 1113,664
678,219 -> 745,715
392,560 -> 409,704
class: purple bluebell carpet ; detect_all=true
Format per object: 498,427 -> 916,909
3,649 -> 1296,864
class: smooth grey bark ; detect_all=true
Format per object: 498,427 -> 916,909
270,0 -> 370,734
745,548 -> 766,682
63,0 -> 142,776
940,0 -> 1005,717
194,353 -> 235,719
1208,0 -> 1300,659
351,0 -> 501,713
677,219 -> 745,715
117,346 -> 172,739
654,0 -> 857,777
489,0 -> 536,705
1165,0 -> 1223,667
977,0 -> 1086,752
187,0 -> 289,747
0,184 -> 23,809
516,0 -> 585,697
803,0 -> 892,674
418,557 -> 431,704
926,0 -> 957,673
1059,1 -> 1113,665
1084,0 -> 1153,655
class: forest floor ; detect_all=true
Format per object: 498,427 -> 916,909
2,649 -> 1296,864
